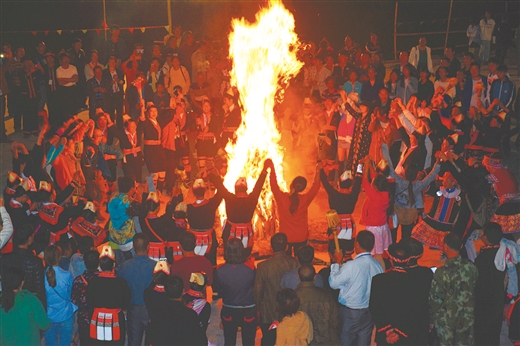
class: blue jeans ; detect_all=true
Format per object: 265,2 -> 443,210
127,304 -> 149,346
479,40 -> 491,62
339,306 -> 373,346
45,313 -> 75,346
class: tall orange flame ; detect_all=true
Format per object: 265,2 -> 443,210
223,0 -> 303,235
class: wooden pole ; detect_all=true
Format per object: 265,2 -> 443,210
167,0 -> 173,34
394,2 -> 398,60
444,0 -> 454,50
103,0 -> 107,41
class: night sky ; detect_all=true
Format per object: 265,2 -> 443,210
1,1 -> 515,60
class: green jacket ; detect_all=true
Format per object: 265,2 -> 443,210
0,289 -> 51,346
429,256 -> 478,346
296,281 -> 340,346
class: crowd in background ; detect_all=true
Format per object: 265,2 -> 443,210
0,8 -> 520,346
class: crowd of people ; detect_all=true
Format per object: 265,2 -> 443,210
0,8 -> 520,346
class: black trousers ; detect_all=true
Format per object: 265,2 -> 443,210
0,94 -> 7,137
106,93 -> 124,130
221,306 -> 258,346
21,94 -> 39,134
164,149 -> 181,190
58,85 -> 78,123
8,89 -> 22,132
47,90 -> 60,127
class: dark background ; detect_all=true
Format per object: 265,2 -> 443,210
1,0 -> 517,60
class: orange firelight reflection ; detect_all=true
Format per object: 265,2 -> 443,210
222,0 -> 303,235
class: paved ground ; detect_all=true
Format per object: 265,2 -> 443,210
2,47 -> 519,345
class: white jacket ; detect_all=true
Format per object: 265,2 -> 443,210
408,45 -> 433,74
0,207 -> 13,250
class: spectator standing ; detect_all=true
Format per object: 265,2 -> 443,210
67,38 -> 87,110
43,245 -> 77,346
467,17 -> 482,57
7,46 -> 25,133
166,55 -> 190,97
489,64 -> 516,113
361,66 -> 384,104
0,267 -> 50,345
434,66 -> 456,100
84,50 -> 104,82
365,33 -> 380,57
332,50 -> 352,86
417,67 -> 435,103
86,246 -> 131,345
485,58 -> 499,106
394,51 -> 417,78
274,288 -> 314,346
401,238 -> 433,345
281,245 -> 324,290
191,40 -> 209,83
408,37 -> 433,74
479,11 -> 496,62
329,231 -> 383,346
215,238 -> 258,346
0,197 -> 14,249
18,57 -> 41,137
461,62 -> 487,112
474,223 -> 507,345
86,66 -> 110,119
169,231 -> 214,292
310,56 -> 332,101
179,31 -> 197,75
150,275 -> 207,345
342,70 -> 362,101
103,56 -> 125,129
101,24 -> 128,64
117,233 -> 156,346
162,35 -> 179,57
385,70 -> 399,100
395,64 -> 418,104
254,233 -> 299,342
1,223 -> 47,307
56,52 -> 78,124
146,57 -> 163,93
429,233 -> 478,345
295,265 -> 340,346
43,52 -> 60,126
143,261 -> 170,346
70,250 -> 99,345
0,48 -> 12,142
444,46 -> 461,78
369,243 -> 417,345
32,41 -> 47,111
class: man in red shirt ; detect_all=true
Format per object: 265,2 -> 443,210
170,231 -> 213,292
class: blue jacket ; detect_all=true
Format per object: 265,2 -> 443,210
117,255 -> 156,305
342,81 -> 363,101
44,266 -> 77,322
462,75 -> 487,112
490,78 -> 516,110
